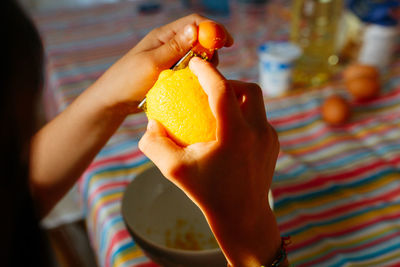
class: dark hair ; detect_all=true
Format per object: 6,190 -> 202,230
0,1 -> 52,266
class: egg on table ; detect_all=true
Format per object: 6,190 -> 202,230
321,95 -> 351,126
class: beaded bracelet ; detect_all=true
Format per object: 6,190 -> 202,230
262,236 -> 291,267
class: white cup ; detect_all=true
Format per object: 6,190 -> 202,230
358,24 -> 398,69
258,42 -> 302,97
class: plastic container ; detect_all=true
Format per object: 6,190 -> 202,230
347,0 -> 400,69
358,24 -> 398,69
258,42 -> 302,97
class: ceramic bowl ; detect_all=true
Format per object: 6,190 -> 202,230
122,165 -> 274,267
122,166 -> 226,267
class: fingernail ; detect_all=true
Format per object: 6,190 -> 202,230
184,25 -> 195,42
189,56 -> 201,69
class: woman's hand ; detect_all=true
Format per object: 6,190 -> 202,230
92,14 -> 233,114
30,15 -> 233,216
139,57 -> 282,267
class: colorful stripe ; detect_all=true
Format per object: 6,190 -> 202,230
33,1 -> 400,266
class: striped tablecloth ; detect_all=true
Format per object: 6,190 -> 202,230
33,1 -> 400,266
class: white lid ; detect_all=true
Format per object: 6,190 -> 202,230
258,42 -> 302,62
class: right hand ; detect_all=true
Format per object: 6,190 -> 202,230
139,57 -> 282,267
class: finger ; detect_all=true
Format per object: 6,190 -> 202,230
139,120 -> 185,175
164,14 -> 233,48
189,57 -> 243,139
135,14 -> 207,51
160,13 -> 207,39
229,80 -> 269,129
147,24 -> 198,70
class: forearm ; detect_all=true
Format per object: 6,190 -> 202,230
29,83 -> 132,216
205,204 -> 283,267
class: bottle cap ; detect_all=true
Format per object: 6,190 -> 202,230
347,0 -> 399,26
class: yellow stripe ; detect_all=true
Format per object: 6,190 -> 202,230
88,163 -> 153,235
290,203 -> 400,250
90,192 -> 123,220
114,247 -> 144,267
348,250 -> 400,267
278,119 -> 320,137
88,161 -> 153,189
354,122 -> 400,139
292,224 -> 398,264
284,135 -> 356,155
274,173 -> 400,218
283,122 -> 400,155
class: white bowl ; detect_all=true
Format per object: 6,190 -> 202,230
122,166 -> 226,267
122,166 -> 274,267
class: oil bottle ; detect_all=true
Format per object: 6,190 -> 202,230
290,0 -> 343,88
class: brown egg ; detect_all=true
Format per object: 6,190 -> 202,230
321,95 -> 351,126
343,64 -> 379,81
346,77 -> 380,101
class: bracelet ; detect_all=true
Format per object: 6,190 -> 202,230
262,236 -> 291,267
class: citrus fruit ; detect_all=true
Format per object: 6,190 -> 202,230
321,95 -> 351,126
145,67 -> 216,146
343,64 -> 379,81
346,77 -> 380,101
198,21 -> 227,50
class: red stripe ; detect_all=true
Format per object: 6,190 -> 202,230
269,86 -> 400,132
383,262 -> 400,267
352,87 -> 400,107
279,186 -> 400,232
282,134 -> 354,156
296,230 -> 400,267
105,229 -> 131,267
279,126 -> 328,147
92,197 -> 122,236
86,149 -> 143,173
273,160 -> 397,198
88,181 -> 130,207
280,122 -> 398,148
270,108 -> 320,126
287,212 -> 400,252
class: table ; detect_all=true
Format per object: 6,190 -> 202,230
33,1 -> 400,266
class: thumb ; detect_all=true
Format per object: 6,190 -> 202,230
151,24 -> 197,69
139,119 -> 185,174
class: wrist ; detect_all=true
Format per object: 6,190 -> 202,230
204,201 -> 282,267
85,80 -> 141,118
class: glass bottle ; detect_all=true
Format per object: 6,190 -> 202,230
290,0 -> 343,88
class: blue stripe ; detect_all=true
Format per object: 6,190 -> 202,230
100,216 -> 125,255
277,177 -> 399,225
267,98 -> 321,120
293,226 -> 400,266
274,165 -> 308,181
313,149 -> 374,171
329,237 -> 400,267
284,199 -> 400,237
82,156 -> 149,214
98,139 -> 139,157
275,116 -> 320,133
55,62 -> 114,79
110,241 -> 136,267
274,168 -> 397,210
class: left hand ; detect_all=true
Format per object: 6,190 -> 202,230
91,14 -> 233,114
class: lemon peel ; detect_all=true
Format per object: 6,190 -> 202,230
145,67 -> 216,146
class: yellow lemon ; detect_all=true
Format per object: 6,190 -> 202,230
145,67 -> 216,146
